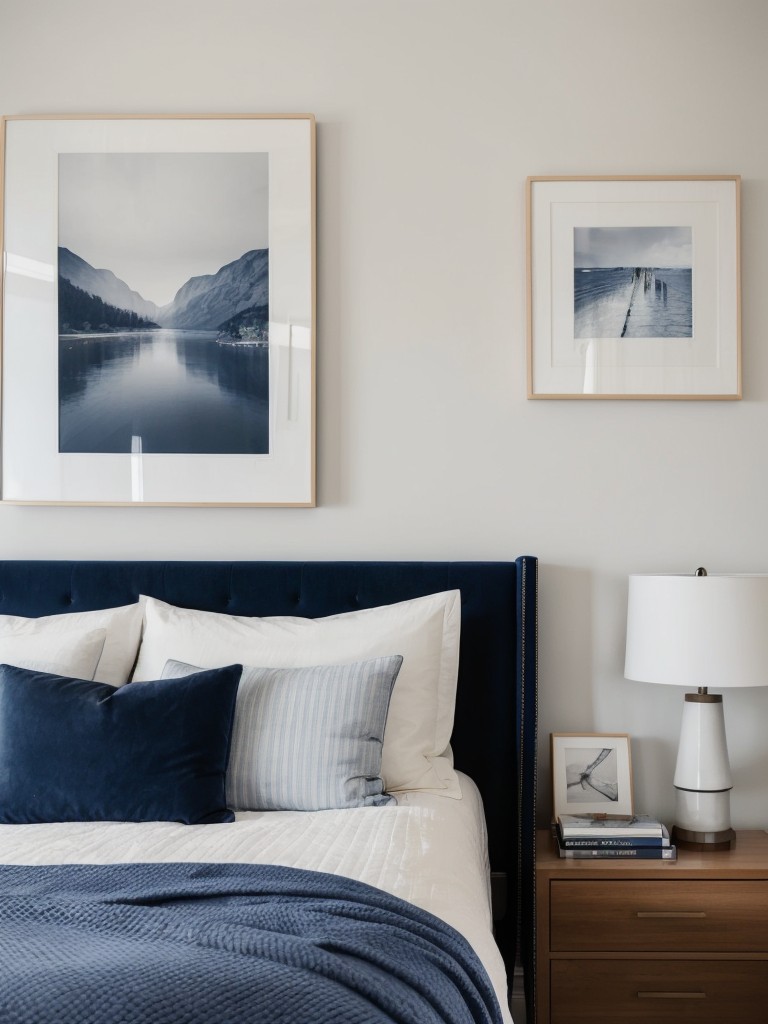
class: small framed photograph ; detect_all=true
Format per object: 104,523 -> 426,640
551,733 -> 633,819
527,175 -> 741,399
1,113 -> 316,506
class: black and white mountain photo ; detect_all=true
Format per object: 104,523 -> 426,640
574,226 -> 693,340
58,151 -> 270,455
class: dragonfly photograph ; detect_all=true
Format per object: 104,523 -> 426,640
551,733 -> 634,817
564,745 -> 618,803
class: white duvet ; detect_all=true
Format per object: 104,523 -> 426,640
0,771 -> 512,1022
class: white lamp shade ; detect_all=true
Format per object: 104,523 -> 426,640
625,573 -> 768,689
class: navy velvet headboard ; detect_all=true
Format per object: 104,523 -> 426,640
0,557 -> 538,1016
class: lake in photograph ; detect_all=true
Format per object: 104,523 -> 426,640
59,330 -> 269,454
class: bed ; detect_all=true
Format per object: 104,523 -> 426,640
0,558 -> 538,1024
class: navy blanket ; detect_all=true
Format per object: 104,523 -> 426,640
0,862 -> 504,1024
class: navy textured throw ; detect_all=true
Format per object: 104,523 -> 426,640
0,862 -> 503,1024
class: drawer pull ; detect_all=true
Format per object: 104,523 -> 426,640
636,911 -> 706,918
638,992 -> 706,1000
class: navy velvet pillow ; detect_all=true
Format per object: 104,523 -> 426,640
0,663 -> 242,825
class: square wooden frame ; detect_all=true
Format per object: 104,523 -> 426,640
551,732 -> 634,819
527,175 -> 741,400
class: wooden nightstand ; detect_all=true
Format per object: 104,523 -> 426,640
535,828 -> 768,1023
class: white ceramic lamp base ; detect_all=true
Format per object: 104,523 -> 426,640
673,788 -> 735,849
672,693 -> 735,851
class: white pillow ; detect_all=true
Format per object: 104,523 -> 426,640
0,627 -> 107,680
133,591 -> 462,797
0,601 -> 144,685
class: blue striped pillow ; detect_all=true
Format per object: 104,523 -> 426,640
161,655 -> 403,811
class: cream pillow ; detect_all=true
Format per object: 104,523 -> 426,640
0,601 -> 144,685
0,627 -> 107,680
133,592 -> 462,797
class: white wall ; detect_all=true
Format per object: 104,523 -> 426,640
2,0 -> 767,828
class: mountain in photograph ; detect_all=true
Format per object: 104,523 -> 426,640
58,247 -> 269,334
58,247 -> 162,322
59,276 -> 159,333
159,249 -> 269,331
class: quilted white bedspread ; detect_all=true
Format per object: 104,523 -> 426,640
0,772 -> 512,1022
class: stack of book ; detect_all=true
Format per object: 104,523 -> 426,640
553,814 -> 677,860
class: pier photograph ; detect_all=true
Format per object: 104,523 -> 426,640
574,226 -> 692,340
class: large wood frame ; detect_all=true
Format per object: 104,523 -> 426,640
0,114 -> 316,506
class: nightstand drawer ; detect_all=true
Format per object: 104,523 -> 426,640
551,960 -> 768,1024
550,880 -> 768,951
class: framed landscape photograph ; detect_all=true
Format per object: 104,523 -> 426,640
527,175 -> 741,400
551,733 -> 634,819
1,114 -> 316,505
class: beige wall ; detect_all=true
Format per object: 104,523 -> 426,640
2,0 -> 767,827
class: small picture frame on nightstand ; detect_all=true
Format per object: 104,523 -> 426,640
551,732 -> 634,818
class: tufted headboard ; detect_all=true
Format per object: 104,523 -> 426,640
0,557 -> 538,1014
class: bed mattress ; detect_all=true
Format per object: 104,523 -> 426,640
0,771 -> 512,1022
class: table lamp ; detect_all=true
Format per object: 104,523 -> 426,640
624,569 -> 768,850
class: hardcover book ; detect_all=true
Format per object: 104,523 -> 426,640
559,824 -> 671,848
555,838 -> 677,860
556,813 -> 665,838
